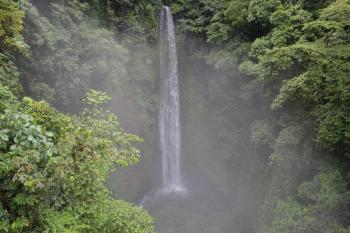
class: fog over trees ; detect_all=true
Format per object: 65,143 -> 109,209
0,0 -> 349,233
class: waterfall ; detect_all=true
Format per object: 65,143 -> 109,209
159,6 -> 185,192
140,6 -> 186,207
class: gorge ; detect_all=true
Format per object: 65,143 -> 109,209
1,1 -> 350,233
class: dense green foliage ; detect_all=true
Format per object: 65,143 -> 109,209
23,1 -> 129,106
11,0 -> 159,138
0,1 -> 155,232
0,87 -> 155,232
171,0 -> 350,232
1,0 -> 350,232
0,0 -> 27,52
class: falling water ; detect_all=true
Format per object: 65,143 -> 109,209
159,6 -> 185,192
140,6 -> 186,206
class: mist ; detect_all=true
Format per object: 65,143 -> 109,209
109,8 -> 266,233
1,1 -> 349,233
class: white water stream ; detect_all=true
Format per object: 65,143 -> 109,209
140,6 -> 186,206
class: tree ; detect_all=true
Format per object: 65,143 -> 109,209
0,87 -> 155,232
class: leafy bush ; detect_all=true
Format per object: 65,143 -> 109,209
0,87 -> 155,233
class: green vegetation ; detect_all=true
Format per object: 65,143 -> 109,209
0,1 -> 155,232
0,85 -> 154,232
0,86 -> 155,233
1,0 -> 350,232
171,0 -> 350,232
